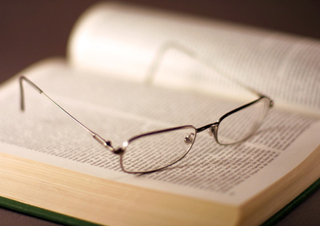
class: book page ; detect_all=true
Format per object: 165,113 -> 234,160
68,2 -> 320,114
0,61 -> 319,205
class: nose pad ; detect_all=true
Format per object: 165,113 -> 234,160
184,133 -> 195,145
207,126 -> 214,136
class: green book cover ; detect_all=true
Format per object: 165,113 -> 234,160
262,178 -> 320,225
0,196 -> 100,226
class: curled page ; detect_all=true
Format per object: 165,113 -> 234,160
68,2 -> 320,114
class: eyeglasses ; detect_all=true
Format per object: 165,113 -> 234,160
19,76 -> 273,174
19,43 -> 273,174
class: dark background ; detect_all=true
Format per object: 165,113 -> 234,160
1,0 -> 319,225
1,0 -> 320,84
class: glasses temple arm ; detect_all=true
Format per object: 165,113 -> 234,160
19,76 -> 120,153
145,41 -> 271,100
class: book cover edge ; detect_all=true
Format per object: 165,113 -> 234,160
261,177 -> 320,225
0,178 -> 319,226
0,196 -> 100,226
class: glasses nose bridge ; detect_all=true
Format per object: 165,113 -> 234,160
196,122 -> 218,134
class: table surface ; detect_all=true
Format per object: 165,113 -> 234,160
1,1 -> 319,225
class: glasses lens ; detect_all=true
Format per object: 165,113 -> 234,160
121,126 -> 196,173
217,97 -> 270,144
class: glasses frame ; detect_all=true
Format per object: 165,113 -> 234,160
19,76 -> 273,174
18,41 -> 274,174
119,95 -> 271,173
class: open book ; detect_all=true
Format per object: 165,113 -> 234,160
1,2 -> 319,225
